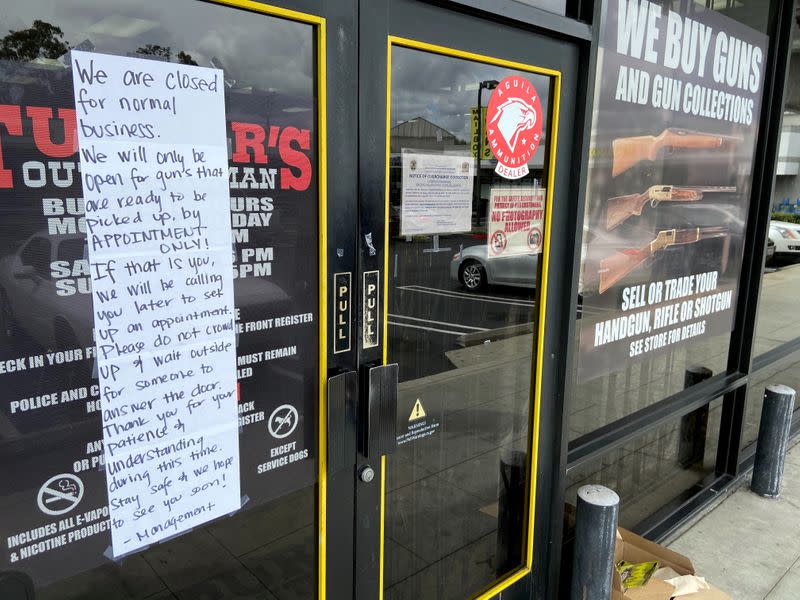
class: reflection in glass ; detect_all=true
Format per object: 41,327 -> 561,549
0,1 -> 317,598
384,45 -> 553,599
748,13 -> 800,447
565,398 -> 722,529
568,333 -> 730,441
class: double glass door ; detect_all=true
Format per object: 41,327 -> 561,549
0,1 -> 578,599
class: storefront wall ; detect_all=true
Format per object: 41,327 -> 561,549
0,0 -> 795,599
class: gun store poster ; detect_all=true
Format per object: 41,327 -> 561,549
0,50 -> 319,582
577,0 -> 768,381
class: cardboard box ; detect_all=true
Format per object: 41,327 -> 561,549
612,528 -> 731,600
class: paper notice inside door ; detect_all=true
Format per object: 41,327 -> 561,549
71,50 -> 240,557
487,186 -> 545,258
400,151 -> 473,236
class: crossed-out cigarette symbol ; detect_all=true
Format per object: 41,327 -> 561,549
37,474 -> 84,516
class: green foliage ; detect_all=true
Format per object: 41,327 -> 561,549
0,20 -> 69,61
771,212 -> 800,225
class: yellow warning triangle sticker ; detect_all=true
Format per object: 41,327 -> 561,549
409,398 -> 426,421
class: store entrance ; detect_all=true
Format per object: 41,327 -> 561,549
353,3 -> 580,599
0,1 -> 580,599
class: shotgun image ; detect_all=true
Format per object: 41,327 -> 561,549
598,226 -> 730,294
606,185 -> 736,230
611,129 -> 741,177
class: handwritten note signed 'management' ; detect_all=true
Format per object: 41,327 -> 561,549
70,50 -> 240,557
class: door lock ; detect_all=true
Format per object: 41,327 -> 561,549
359,465 -> 375,483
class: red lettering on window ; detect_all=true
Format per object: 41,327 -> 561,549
0,105 -> 23,188
231,122 -> 267,164
278,127 -> 311,191
26,107 -> 77,158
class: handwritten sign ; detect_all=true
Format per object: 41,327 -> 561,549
70,50 -> 240,557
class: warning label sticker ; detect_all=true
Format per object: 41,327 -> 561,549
397,397 -> 439,445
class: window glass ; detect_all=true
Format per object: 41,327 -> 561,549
384,44 -> 553,599
20,237 -> 52,278
755,13 -> 800,356
571,0 -> 770,438
747,12 -> 800,451
566,398 -> 723,529
0,1 -> 319,598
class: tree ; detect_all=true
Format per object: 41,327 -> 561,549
177,51 -> 198,66
135,44 -> 171,60
135,45 -> 198,66
0,20 -> 69,61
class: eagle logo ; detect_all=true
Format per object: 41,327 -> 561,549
490,98 -> 538,153
486,75 -> 543,180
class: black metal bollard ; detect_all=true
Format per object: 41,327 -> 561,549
571,484 -> 619,600
678,366 -> 713,467
752,384 -> 796,498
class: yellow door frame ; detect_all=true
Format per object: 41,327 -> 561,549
207,1 -> 328,599
381,35 -> 562,600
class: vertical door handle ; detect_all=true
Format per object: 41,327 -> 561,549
360,364 -> 398,458
327,371 -> 358,475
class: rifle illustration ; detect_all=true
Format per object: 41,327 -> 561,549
612,129 -> 741,177
599,226 -> 729,294
606,185 -> 736,230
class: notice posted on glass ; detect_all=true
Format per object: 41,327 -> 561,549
400,151 -> 473,236
70,50 -> 240,557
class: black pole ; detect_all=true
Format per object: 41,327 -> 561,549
570,484 -> 619,600
751,384 -> 795,498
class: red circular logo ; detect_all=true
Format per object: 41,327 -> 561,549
486,75 -> 543,180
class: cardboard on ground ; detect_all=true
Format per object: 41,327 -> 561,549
614,528 -> 731,600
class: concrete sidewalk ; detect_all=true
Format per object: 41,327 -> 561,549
666,439 -> 800,599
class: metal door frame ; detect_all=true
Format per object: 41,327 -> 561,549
355,2 -> 588,598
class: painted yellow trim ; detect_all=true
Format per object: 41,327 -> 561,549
378,37 -> 393,600
207,2 -> 326,599
208,0 -> 324,25
381,36 -> 563,600
317,19 -> 328,600
379,454 -> 387,593
389,35 -> 563,78
383,40 -> 393,368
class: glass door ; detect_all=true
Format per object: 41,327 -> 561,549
0,1 -> 354,599
382,38 -> 558,600
356,2 -> 580,598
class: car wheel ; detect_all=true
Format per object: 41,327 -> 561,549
0,288 -> 17,340
460,260 -> 486,291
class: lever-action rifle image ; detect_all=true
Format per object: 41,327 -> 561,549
599,226 -> 730,294
606,185 -> 736,230
611,129 -> 741,177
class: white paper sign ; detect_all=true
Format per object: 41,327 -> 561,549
71,50 -> 240,556
487,186 -> 545,258
400,151 -> 473,235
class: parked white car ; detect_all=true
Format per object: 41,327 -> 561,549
450,244 -> 538,291
769,220 -> 800,259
